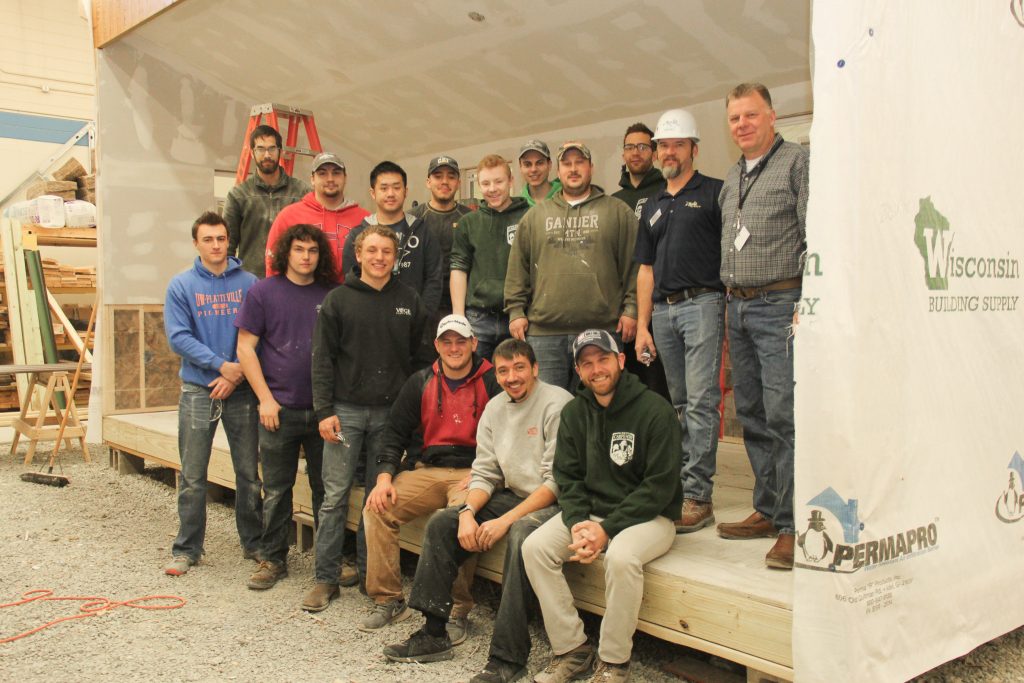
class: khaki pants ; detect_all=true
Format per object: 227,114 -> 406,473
364,466 -> 477,616
522,512 -> 675,664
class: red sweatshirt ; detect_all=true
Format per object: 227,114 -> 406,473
264,192 -> 370,282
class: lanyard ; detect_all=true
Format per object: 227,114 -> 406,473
737,136 -> 785,213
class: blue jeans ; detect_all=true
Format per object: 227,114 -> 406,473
173,382 -> 262,561
466,307 -> 511,362
527,333 -> 579,393
652,292 -> 725,502
407,493 -> 558,666
257,407 -> 324,565
727,288 -> 799,534
314,402 -> 388,584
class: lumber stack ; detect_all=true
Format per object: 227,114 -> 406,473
38,258 -> 96,289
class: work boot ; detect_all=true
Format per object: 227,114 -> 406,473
716,511 -> 776,539
534,641 -> 594,683
382,627 -> 454,663
765,533 -> 795,570
447,615 -> 469,645
470,657 -> 527,683
339,560 -> 360,587
588,660 -> 631,682
358,598 -> 412,631
247,560 -> 287,590
300,582 -> 339,612
675,499 -> 715,534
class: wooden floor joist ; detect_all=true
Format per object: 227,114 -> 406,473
103,410 -> 794,680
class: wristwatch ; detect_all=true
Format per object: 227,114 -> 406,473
457,503 -> 476,516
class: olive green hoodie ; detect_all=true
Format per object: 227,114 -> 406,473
504,186 -> 639,335
450,196 -> 529,312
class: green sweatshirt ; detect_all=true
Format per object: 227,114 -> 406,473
520,179 -> 562,207
450,196 -> 529,312
504,186 -> 639,335
554,371 -> 683,538
224,170 -> 309,278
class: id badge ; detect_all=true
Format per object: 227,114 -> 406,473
734,226 -> 751,251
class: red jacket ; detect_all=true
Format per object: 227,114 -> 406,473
377,356 -> 501,476
264,192 -> 369,282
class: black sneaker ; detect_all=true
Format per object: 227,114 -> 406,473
469,657 -> 527,682
382,628 -> 454,663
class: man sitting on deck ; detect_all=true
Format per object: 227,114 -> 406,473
381,338 -> 572,683
163,211 -> 261,576
360,315 -> 501,638
522,329 -> 682,683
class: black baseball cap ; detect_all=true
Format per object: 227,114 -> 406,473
428,156 -> 460,175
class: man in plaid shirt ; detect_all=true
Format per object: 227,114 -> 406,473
716,82 -> 809,570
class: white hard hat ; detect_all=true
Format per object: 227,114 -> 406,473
652,109 -> 700,143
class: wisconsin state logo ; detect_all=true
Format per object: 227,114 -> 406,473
609,432 -> 635,466
506,223 -> 518,245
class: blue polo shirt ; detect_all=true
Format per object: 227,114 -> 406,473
634,171 -> 724,301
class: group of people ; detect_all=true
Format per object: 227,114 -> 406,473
162,81 -> 808,683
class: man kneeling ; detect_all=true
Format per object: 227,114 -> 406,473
383,339 -> 572,682
523,330 -> 682,683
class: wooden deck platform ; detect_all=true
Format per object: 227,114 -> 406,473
103,411 -> 793,681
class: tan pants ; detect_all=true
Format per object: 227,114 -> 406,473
522,512 -> 675,664
363,466 -> 478,616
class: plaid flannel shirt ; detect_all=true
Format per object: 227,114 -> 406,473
719,135 -> 809,288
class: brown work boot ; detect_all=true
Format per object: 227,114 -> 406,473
301,582 -> 339,612
535,641 -> 594,682
765,533 -> 795,570
716,511 -> 777,539
675,499 -> 715,534
247,560 -> 287,590
339,560 -> 360,587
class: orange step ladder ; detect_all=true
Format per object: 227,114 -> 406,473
235,103 -> 323,184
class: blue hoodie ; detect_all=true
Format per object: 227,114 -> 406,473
165,256 -> 257,387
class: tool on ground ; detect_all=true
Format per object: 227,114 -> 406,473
20,296 -> 97,488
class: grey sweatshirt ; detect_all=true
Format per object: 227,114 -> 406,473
469,381 -> 573,499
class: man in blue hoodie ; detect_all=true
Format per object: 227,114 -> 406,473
163,211 -> 262,577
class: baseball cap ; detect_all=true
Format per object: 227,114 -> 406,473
311,152 -> 346,173
556,141 -> 592,162
436,314 -> 474,339
428,155 -> 460,175
572,329 -> 620,362
518,139 -> 551,160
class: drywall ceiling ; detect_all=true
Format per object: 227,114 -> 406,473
125,0 -> 810,161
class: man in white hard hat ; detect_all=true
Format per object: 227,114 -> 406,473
633,108 -> 726,536
716,82 -> 809,570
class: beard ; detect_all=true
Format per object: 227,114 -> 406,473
661,163 -> 681,180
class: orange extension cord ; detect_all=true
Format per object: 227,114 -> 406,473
0,589 -> 187,643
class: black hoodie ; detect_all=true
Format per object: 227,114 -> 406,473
613,165 -> 666,219
311,269 -> 427,421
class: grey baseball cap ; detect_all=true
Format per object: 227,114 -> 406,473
572,329 -> 620,362
311,152 -> 346,173
428,155 -> 460,175
518,139 -> 551,160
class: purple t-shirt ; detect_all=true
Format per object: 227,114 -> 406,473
235,275 -> 333,409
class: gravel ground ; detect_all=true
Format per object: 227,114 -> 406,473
1,444 -> 1021,682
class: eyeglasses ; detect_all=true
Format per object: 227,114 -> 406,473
623,143 -> 652,153
253,145 -> 280,156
